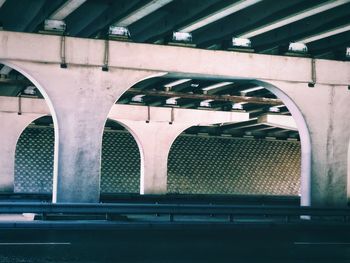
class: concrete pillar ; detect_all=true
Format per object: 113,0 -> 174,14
9,61 -> 153,203
116,120 -> 188,194
109,104 -> 248,194
269,81 -> 350,206
0,112 -> 45,192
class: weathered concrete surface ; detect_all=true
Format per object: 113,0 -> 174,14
109,105 -> 248,194
0,112 -> 45,192
0,31 -> 349,85
0,31 -> 348,206
3,62 -> 155,203
269,81 -> 350,207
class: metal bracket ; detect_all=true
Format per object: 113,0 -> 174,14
102,39 -> 109,72
308,58 -> 316,87
146,106 -> 150,123
60,35 -> 67,68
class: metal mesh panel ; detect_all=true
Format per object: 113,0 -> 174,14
168,135 -> 301,195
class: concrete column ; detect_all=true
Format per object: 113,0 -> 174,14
0,112 -> 45,192
110,106 -> 248,194
116,120 -> 188,194
9,61 -> 154,203
269,81 -> 350,206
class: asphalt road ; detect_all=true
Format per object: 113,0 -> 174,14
0,222 -> 349,263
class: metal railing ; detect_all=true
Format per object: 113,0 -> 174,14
0,202 -> 349,223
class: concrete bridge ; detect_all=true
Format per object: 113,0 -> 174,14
0,31 -> 349,206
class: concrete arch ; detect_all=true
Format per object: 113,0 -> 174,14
0,60 -> 60,196
161,75 -> 311,205
100,118 -> 143,194
14,115 -> 54,193
252,80 -> 311,206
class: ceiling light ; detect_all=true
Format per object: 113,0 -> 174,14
232,37 -> 251,48
44,19 -> 66,33
131,94 -> 145,103
23,86 -> 36,95
172,32 -> 192,43
108,26 -> 131,40
288,42 -> 308,53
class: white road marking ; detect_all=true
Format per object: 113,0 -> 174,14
0,242 -> 71,245
294,242 -> 350,245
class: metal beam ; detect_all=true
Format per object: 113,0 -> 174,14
50,0 -> 87,20
258,114 -> 297,131
125,89 -> 283,106
179,0 -> 262,33
0,0 -> 6,8
297,23 -> 350,43
239,0 -> 350,38
114,0 -> 173,27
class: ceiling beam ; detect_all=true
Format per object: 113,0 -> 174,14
179,0 -> 262,33
239,0 -> 350,38
125,89 -> 283,106
50,0 -> 87,20
0,0 -> 6,8
297,22 -> 350,43
114,0 -> 173,27
258,114 -> 297,131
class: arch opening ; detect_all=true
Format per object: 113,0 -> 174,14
114,75 -> 310,204
100,119 -> 141,196
0,62 -> 58,200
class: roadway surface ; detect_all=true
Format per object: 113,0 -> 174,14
0,222 -> 349,263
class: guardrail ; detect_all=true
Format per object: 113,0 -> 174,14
0,203 -> 349,223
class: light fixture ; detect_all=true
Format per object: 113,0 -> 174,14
43,19 -> 66,34
232,37 -> 251,48
288,42 -> 308,54
168,32 -> 196,47
173,32 -> 192,43
108,26 -> 131,40
227,37 -> 254,52
346,47 -> 350,59
23,86 -> 36,95
131,94 -> 145,103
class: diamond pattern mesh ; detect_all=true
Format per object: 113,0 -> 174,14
168,135 -> 300,195
14,127 -> 300,196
